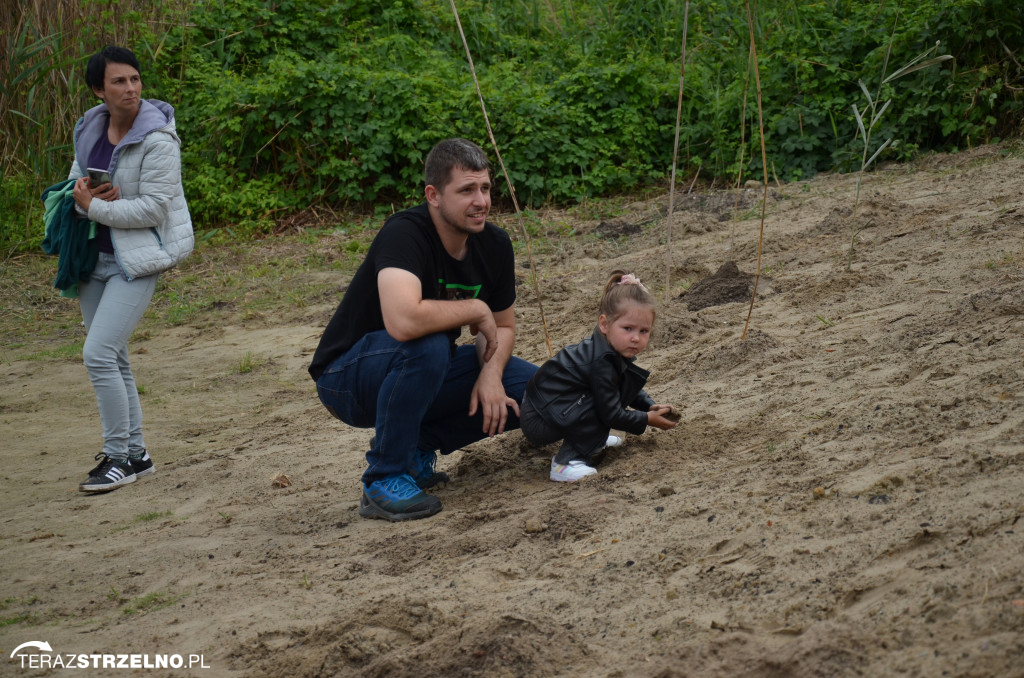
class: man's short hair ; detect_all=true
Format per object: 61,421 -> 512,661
424,138 -> 491,191
86,46 -> 142,91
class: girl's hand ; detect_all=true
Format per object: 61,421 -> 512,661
652,403 -> 681,422
647,404 -> 677,430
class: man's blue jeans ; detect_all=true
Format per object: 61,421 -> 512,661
315,330 -> 538,486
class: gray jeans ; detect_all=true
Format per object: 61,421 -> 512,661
78,252 -> 158,460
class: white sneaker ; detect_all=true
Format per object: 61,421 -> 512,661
605,435 -> 624,448
550,458 -> 598,482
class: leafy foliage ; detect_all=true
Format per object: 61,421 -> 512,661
2,0 -> 1022,246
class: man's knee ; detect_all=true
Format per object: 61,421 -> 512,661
404,332 -> 451,360
502,356 -> 539,402
400,333 -> 453,381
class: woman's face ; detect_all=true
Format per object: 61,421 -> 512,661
599,302 -> 655,359
93,61 -> 141,116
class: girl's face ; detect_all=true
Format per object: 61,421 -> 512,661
599,302 -> 655,359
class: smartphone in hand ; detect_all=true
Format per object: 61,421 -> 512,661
87,168 -> 112,188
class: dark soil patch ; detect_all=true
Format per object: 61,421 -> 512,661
681,261 -> 766,311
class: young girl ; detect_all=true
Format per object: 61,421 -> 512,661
521,271 -> 677,482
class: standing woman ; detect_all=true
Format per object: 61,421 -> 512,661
69,46 -> 193,492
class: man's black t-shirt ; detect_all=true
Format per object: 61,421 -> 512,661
308,203 -> 516,381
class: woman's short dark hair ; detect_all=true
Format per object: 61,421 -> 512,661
424,138 -> 490,191
85,46 -> 141,90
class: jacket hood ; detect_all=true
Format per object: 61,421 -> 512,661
73,99 -> 179,173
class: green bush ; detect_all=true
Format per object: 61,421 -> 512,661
2,0 -> 1022,247
0,173 -> 45,251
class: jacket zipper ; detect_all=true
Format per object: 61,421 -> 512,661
562,393 -> 588,416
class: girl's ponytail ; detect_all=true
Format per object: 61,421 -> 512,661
600,270 -> 655,321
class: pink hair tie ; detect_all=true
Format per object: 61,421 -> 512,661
618,274 -> 644,287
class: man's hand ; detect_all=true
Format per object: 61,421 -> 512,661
469,312 -> 498,363
470,311 -> 518,437
469,369 -> 519,437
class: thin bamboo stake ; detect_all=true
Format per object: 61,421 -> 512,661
731,39 -> 753,253
735,59 -> 751,192
687,164 -> 701,194
664,1 -> 690,303
741,0 -> 768,342
448,0 -> 553,357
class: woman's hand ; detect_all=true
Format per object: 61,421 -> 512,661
647,404 -> 678,430
73,176 -> 120,212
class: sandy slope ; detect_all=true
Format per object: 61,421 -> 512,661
2,144 -> 1023,677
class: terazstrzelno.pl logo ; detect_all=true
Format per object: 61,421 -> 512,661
9,641 -> 211,670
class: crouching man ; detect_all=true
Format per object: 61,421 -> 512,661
309,138 -> 538,522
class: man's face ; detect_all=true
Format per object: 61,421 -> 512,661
428,167 -> 491,236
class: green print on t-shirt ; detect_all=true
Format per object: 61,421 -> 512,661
438,279 -> 482,301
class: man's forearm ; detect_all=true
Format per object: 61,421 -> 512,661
386,297 -> 491,343
478,325 -> 515,374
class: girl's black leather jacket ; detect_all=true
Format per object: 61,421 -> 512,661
525,326 -> 655,435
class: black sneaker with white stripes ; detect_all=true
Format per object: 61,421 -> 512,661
129,450 -> 156,478
79,454 -> 136,492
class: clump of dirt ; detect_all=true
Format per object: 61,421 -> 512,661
681,260 -> 770,311
814,205 -> 853,234
595,218 -> 643,239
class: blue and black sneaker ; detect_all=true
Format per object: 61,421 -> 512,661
359,474 -> 443,522
409,448 -> 450,490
